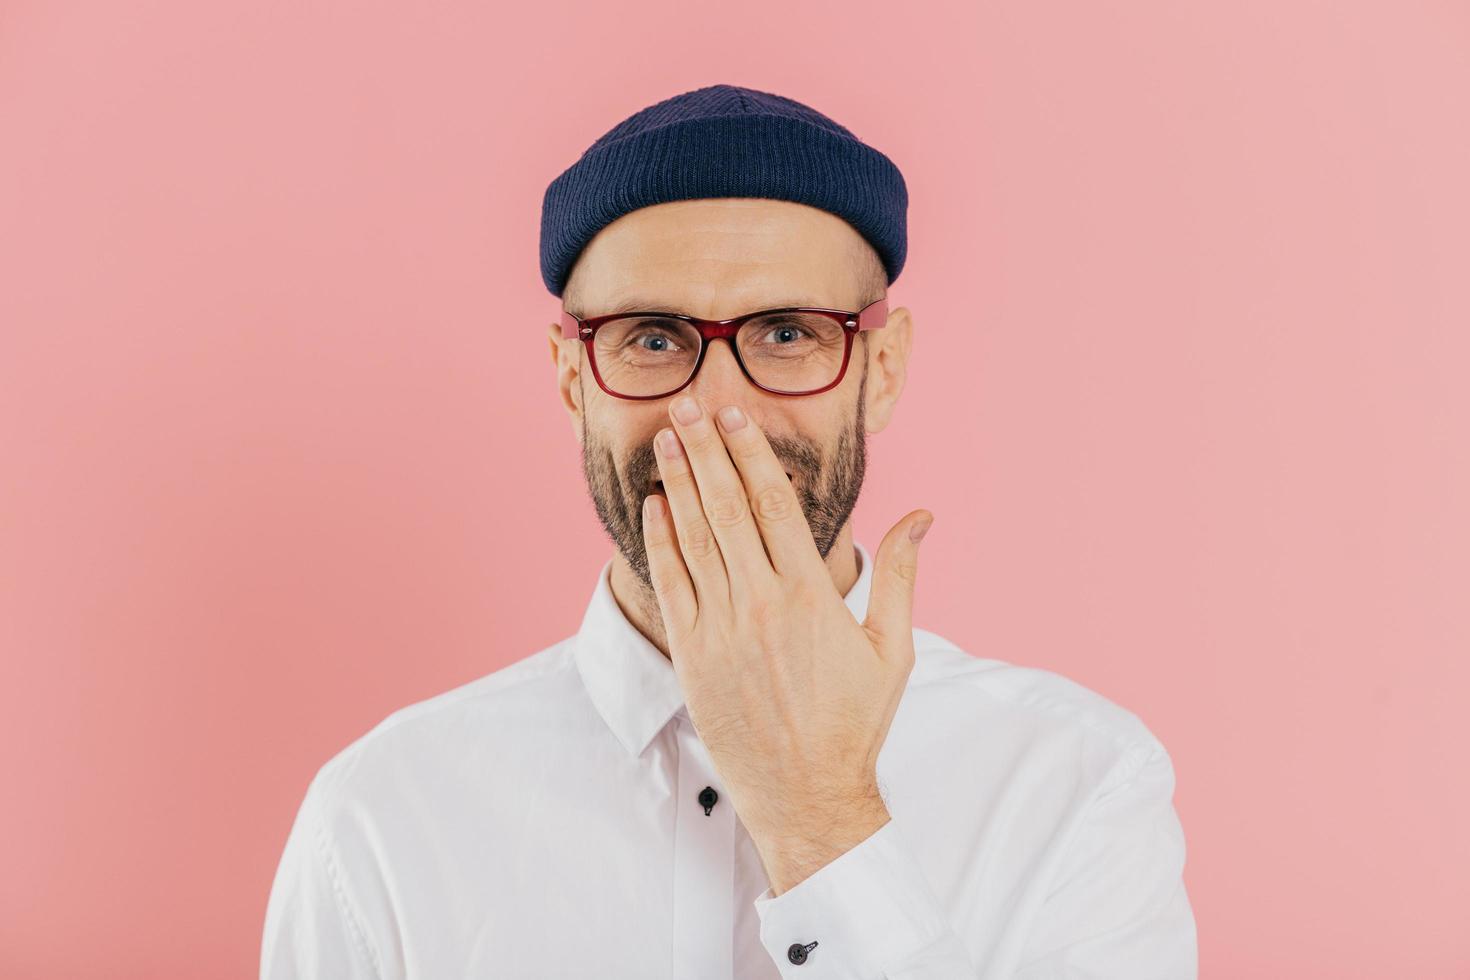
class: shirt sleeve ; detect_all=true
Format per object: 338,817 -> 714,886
1011,745 -> 1198,980
751,744 -> 1197,980
260,780 -> 384,980
752,815 -> 979,979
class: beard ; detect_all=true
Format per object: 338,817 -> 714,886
582,367 -> 869,596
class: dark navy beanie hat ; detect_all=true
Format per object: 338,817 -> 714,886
539,83 -> 909,299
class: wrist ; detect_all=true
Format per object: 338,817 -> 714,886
753,798 -> 891,897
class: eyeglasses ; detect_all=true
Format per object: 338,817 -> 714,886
560,297 -> 888,400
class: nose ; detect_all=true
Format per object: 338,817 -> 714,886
683,336 -> 755,409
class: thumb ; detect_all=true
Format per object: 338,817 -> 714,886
862,510 -> 933,653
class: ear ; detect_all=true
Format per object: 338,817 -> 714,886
547,321 -> 585,446
863,305 -> 913,435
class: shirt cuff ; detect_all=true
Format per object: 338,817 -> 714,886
752,815 -> 977,979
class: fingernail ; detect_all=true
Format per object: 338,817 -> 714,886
658,428 -> 683,458
672,396 -> 702,425
717,405 -> 746,432
909,516 -> 933,542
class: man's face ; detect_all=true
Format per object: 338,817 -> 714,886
549,198 -> 896,593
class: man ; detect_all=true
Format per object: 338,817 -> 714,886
261,83 -> 1197,978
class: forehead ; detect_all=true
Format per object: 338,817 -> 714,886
565,198 -> 867,319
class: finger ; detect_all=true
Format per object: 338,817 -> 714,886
863,510 -> 932,662
642,491 -> 696,637
712,402 -> 827,581
666,394 -> 775,599
653,423 -> 729,608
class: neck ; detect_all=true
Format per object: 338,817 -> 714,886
609,524 -> 860,662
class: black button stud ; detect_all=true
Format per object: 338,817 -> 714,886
698,785 -> 718,815
787,940 -> 818,965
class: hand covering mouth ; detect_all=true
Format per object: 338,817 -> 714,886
650,471 -> 792,492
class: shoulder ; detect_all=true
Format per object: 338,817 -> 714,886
304,638 -> 580,808
907,626 -> 1172,786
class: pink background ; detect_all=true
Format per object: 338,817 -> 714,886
2,1 -> 1466,977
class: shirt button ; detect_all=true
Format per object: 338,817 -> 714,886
698,785 -> 718,815
787,940 -> 818,965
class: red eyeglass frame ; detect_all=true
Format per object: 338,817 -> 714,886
560,296 -> 889,400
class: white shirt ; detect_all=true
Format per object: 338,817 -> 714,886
261,540 -> 1197,979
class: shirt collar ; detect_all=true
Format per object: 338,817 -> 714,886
572,540 -> 876,758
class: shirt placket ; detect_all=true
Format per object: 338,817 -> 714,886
669,711 -> 736,978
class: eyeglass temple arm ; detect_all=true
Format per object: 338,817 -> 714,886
856,297 -> 889,331
561,309 -> 588,341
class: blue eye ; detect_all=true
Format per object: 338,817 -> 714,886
761,324 -> 808,343
636,332 -> 682,352
626,327 -> 682,351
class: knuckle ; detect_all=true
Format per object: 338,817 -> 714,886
664,468 -> 696,492
753,485 -> 796,522
680,427 -> 719,454
679,521 -> 720,560
731,446 -> 765,469
892,559 -> 919,587
703,490 -> 749,529
649,567 -> 678,604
